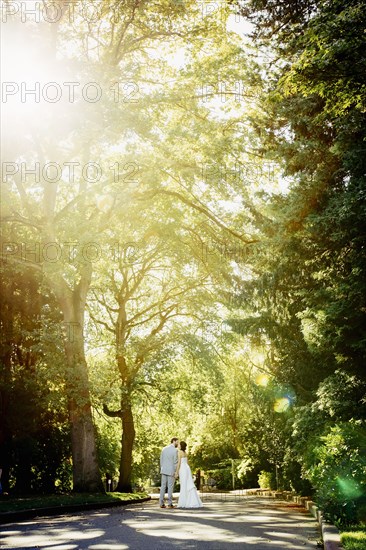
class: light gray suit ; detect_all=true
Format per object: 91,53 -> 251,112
159,443 -> 178,506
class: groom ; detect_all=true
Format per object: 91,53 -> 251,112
159,437 -> 179,508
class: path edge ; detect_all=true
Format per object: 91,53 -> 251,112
246,489 -> 342,549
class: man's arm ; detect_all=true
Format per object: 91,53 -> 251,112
160,447 -> 166,469
175,450 -> 181,478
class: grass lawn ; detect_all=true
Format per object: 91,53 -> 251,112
0,492 -> 148,513
340,525 -> 366,550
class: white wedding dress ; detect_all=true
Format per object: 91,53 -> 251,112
178,457 -> 203,508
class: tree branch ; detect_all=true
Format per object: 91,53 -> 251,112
139,186 -> 258,245
103,404 -> 122,418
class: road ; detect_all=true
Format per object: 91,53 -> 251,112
0,496 -> 321,549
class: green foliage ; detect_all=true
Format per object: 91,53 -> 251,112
341,527 -> 366,550
0,262 -> 71,494
95,418 -> 121,482
281,455 -> 314,496
235,0 -> 366,524
204,468 -> 235,490
258,470 -> 276,490
306,422 -> 366,525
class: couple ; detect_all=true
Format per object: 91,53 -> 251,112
160,437 -> 202,509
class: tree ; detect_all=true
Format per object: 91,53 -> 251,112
229,0 -> 366,517
0,257 -> 71,493
2,0 -> 259,491
2,0 -> 266,491
88,189 -> 235,490
236,0 -> 366,385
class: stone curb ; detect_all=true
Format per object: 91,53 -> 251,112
0,496 -> 151,525
305,501 -> 343,550
245,489 -> 342,549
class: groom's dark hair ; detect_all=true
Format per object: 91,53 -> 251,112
171,437 -> 178,444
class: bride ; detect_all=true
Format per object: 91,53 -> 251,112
175,441 -> 203,509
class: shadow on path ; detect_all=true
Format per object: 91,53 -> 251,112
0,496 -> 320,549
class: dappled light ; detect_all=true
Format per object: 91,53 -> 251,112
0,499 -> 319,549
0,523 -> 105,547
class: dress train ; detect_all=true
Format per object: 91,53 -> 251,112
178,457 -> 203,509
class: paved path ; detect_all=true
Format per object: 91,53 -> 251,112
0,496 -> 320,549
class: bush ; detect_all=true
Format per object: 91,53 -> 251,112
205,468 -> 233,490
307,421 -> 366,525
282,459 -> 314,496
211,468 -> 231,490
258,470 -> 276,490
11,427 -> 72,494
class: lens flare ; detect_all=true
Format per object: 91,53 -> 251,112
255,373 -> 269,386
274,397 -> 290,413
337,477 -> 363,499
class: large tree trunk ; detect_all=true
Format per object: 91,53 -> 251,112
54,271 -> 103,493
63,324 -> 103,492
116,401 -> 135,493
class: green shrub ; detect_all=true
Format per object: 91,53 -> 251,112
205,468 -> 232,490
282,459 -> 314,496
340,526 -> 366,550
307,421 -> 366,525
258,470 -> 276,490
